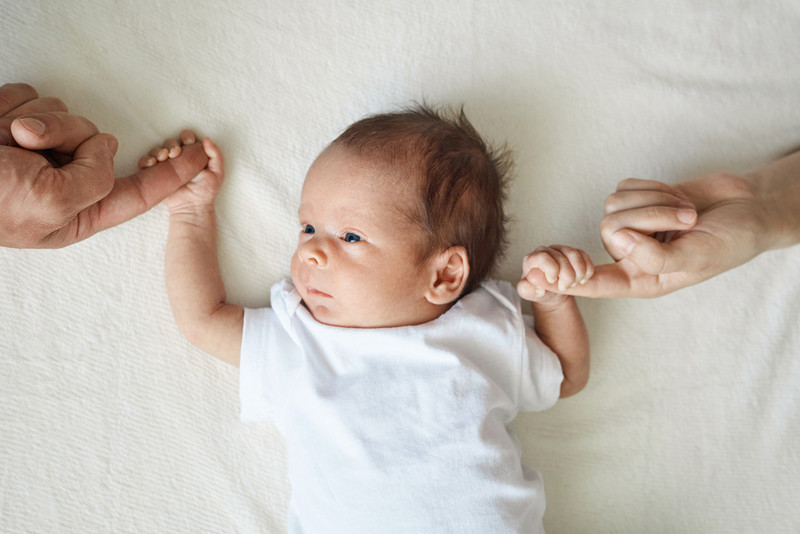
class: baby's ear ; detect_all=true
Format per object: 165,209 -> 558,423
425,246 -> 469,305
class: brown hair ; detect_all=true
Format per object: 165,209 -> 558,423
331,104 -> 512,295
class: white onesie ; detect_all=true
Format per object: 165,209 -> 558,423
240,279 -> 563,534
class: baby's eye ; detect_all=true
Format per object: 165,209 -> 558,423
302,224 -> 315,234
343,232 -> 362,243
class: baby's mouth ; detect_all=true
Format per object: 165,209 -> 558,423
306,286 -> 332,298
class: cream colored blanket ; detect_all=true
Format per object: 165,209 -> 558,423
2,2 -> 799,532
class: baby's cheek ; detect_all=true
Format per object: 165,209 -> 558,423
289,253 -> 303,284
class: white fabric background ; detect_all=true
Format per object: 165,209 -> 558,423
1,1 -> 799,532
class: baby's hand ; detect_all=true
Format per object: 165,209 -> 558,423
517,245 -> 595,305
139,130 -> 224,214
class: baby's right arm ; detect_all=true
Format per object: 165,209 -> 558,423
142,133 -> 243,366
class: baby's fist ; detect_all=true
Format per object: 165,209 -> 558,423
518,245 -> 594,304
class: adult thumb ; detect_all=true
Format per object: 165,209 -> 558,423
609,229 -> 711,275
56,133 -> 118,214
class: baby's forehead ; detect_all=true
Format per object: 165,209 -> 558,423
300,149 -> 421,215
306,145 -> 423,196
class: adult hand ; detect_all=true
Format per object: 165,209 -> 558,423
562,148 -> 800,298
0,83 -> 209,248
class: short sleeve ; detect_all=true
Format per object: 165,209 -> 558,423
239,306 -> 301,432
518,315 -> 564,412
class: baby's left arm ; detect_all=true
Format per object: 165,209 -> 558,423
518,245 -> 593,398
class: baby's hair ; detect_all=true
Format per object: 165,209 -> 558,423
330,103 -> 512,295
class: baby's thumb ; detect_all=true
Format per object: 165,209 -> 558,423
517,278 -> 546,300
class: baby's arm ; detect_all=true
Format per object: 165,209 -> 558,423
517,245 -> 593,398
142,133 -> 243,366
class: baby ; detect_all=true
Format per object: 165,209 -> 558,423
143,106 -> 593,533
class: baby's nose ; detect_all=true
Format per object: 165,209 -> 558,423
298,237 -> 328,268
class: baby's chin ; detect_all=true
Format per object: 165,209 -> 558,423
302,300 -> 353,328
303,300 -> 447,330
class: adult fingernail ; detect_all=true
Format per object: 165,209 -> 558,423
611,231 -> 636,256
106,136 -> 119,155
677,209 -> 696,224
19,117 -> 46,136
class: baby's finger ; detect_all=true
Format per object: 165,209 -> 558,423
179,129 -> 197,145
517,278 -> 546,301
202,138 -> 224,177
579,249 -> 595,284
550,245 -> 587,289
138,155 -> 156,168
149,146 -> 169,162
164,138 -> 181,158
522,247 -> 561,286
552,245 -> 594,291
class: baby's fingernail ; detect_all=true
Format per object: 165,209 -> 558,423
180,129 -> 196,145
18,117 -> 46,136
546,274 -> 556,284
677,209 -> 696,224
532,287 -> 545,298
138,155 -> 156,168
611,231 -> 636,255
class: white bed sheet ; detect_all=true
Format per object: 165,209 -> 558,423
2,2 -> 799,532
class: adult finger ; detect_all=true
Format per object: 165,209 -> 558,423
616,178 -> 688,198
1,95 -> 67,119
10,111 -> 99,153
0,96 -> 68,146
60,142 -> 209,242
606,229 -> 720,276
605,189 -> 694,215
601,205 -> 697,260
602,205 -> 697,240
47,133 -> 118,218
0,83 -> 39,145
0,83 -> 39,115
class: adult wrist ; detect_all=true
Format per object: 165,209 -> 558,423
744,150 -> 800,252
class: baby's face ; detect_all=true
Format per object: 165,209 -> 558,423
290,147 -> 442,328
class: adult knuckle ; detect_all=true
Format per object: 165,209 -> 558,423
604,192 -> 621,213
41,97 -> 68,112
599,217 -> 616,237
645,206 -> 662,219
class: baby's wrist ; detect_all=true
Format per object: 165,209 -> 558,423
168,203 -> 217,223
531,292 -> 572,311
